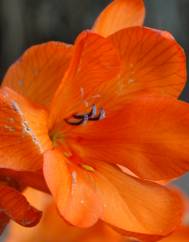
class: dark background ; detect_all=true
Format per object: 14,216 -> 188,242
0,0 -> 189,191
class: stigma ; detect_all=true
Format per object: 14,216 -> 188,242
65,104 -> 106,126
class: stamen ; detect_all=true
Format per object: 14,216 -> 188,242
88,104 -> 97,118
64,105 -> 105,126
88,108 -> 106,121
65,114 -> 88,126
73,104 -> 97,119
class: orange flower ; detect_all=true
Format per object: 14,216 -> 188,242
7,190 -> 189,242
5,188 -> 124,242
0,0 -> 188,240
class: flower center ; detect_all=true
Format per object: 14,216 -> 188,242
64,104 -> 106,126
49,104 -> 105,172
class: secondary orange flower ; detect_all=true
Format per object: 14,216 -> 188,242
0,170 -> 43,234
159,227 -> 189,242
6,188 -> 124,242
0,0 -> 188,241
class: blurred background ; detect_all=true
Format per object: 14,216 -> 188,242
0,0 -> 189,240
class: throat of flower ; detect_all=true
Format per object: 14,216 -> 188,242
49,130 -> 95,173
49,131 -> 65,147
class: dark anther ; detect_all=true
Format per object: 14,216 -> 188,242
65,114 -> 88,125
65,105 -> 105,126
73,104 -> 97,119
88,108 -> 106,121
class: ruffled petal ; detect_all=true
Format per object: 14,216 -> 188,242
0,168 -> 49,193
93,0 -> 145,36
0,184 -> 42,227
5,188 -> 84,242
43,149 -> 102,227
159,226 -> 189,242
78,223 -> 123,242
2,42 -> 72,107
95,162 -> 183,240
66,96 -> 189,180
0,87 -> 52,171
50,27 -> 186,129
108,27 -> 186,104
6,188 -> 123,242
49,31 -> 121,128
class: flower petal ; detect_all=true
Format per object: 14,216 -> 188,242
5,188 -> 84,242
43,149 -> 102,227
95,162 -> 183,240
67,96 -> 189,180
6,188 -> 122,242
108,27 -> 186,103
0,184 -> 42,227
159,226 -> 189,242
50,27 -> 186,128
49,31 -> 121,127
0,87 -> 52,171
148,28 -> 175,40
92,0 -> 145,37
2,42 -> 72,107
78,222 -> 123,242
0,168 -> 49,193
